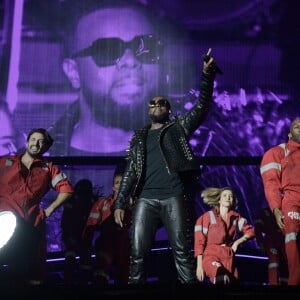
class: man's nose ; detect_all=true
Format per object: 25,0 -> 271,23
116,49 -> 142,69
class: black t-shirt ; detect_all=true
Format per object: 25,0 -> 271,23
139,128 -> 183,199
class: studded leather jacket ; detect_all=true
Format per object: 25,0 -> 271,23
114,71 -> 215,210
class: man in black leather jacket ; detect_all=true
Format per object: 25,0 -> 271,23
114,48 -> 219,284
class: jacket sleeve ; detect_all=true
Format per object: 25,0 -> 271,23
260,146 -> 283,211
113,156 -> 137,210
180,71 -> 216,136
85,199 -> 103,227
81,199 -> 103,257
48,162 -> 74,193
194,212 -> 209,257
237,215 -> 255,239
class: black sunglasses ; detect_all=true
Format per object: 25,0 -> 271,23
71,34 -> 163,67
148,99 -> 170,109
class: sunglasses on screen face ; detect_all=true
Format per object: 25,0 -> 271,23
71,34 -> 163,67
148,99 -> 170,109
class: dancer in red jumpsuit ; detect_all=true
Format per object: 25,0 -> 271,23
260,118 -> 300,285
0,128 -> 74,285
254,206 -> 288,285
82,172 -> 132,285
194,187 -> 255,285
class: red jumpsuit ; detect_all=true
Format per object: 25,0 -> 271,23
254,207 -> 288,285
0,154 -> 74,281
82,194 -> 131,285
260,140 -> 300,285
194,208 -> 255,284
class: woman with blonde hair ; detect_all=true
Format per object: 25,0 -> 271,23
194,187 -> 255,284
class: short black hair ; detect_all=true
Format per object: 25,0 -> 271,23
27,128 -> 54,148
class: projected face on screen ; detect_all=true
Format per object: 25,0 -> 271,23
50,4 -> 164,156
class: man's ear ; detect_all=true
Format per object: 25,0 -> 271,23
63,58 -> 80,89
288,132 -> 292,139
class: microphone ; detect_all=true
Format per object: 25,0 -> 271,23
202,54 -> 223,75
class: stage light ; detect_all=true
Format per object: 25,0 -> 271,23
0,210 -> 41,278
0,211 -> 17,250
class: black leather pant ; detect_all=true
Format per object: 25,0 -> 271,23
128,195 -> 196,284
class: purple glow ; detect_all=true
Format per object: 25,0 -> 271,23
3,1 -> 292,158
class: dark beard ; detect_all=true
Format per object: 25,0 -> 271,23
84,90 -> 150,131
149,111 -> 170,124
26,150 -> 43,159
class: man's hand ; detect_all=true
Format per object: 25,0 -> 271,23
273,208 -> 285,230
202,48 -> 222,75
114,208 -> 125,228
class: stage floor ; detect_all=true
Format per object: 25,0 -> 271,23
1,281 -> 299,299
2,247 -> 299,298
